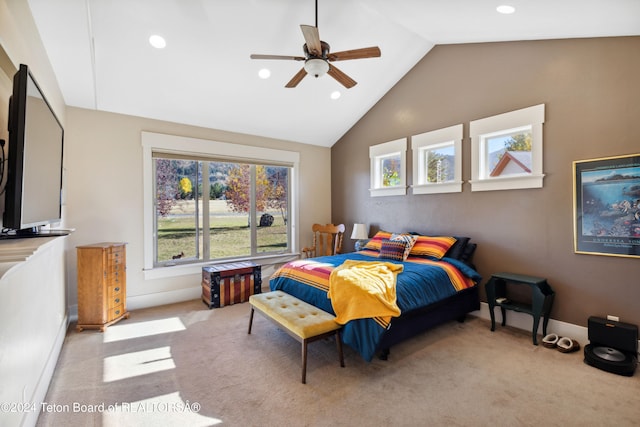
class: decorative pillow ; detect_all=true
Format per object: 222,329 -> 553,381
409,235 -> 457,259
390,233 -> 417,260
444,236 -> 470,260
363,230 -> 393,252
378,239 -> 407,261
460,242 -> 477,266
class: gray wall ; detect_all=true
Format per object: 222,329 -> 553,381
331,36 -> 640,328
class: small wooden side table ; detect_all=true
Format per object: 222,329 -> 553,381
486,272 -> 555,345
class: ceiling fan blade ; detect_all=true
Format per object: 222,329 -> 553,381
327,64 -> 357,89
328,46 -> 381,62
300,25 -> 322,56
250,54 -> 305,61
285,68 -> 308,88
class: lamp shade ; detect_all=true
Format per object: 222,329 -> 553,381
351,223 -> 369,240
304,58 -> 329,77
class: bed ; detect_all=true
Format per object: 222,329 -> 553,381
269,231 -> 482,362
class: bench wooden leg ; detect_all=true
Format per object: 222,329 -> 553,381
302,340 -> 308,384
248,307 -> 255,334
335,332 -> 345,368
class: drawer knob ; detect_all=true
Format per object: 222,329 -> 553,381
115,298 -> 120,303
114,287 -> 120,292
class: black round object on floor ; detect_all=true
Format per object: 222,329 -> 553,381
584,344 -> 637,376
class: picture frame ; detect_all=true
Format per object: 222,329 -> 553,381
573,153 -> 640,258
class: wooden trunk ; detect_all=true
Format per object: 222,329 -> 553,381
202,261 -> 262,308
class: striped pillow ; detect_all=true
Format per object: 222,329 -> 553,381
409,235 -> 457,259
378,239 -> 407,261
391,233 -> 417,260
363,230 -> 393,252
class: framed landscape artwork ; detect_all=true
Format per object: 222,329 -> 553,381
573,153 -> 640,258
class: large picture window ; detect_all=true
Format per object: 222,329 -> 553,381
153,156 -> 290,265
142,132 -> 299,278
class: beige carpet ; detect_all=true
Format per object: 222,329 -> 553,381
37,299 -> 639,427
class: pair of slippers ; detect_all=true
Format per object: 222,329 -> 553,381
542,333 -> 580,353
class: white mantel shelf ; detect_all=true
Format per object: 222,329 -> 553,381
0,236 -> 62,278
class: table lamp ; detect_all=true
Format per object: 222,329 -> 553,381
351,223 -> 369,251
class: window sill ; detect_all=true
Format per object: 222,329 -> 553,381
143,253 -> 300,280
470,174 -> 545,192
369,186 -> 407,197
412,181 -> 463,194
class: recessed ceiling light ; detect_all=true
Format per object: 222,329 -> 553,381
496,5 -> 516,14
258,68 -> 271,79
330,91 -> 341,100
149,35 -> 166,49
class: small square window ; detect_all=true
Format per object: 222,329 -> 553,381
369,138 -> 407,197
470,104 -> 545,191
411,124 -> 463,194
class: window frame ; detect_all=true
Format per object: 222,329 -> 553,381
469,104 -> 545,192
142,132 -> 300,279
411,124 -> 463,194
369,138 -> 407,197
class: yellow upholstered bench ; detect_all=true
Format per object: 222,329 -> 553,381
248,290 -> 344,384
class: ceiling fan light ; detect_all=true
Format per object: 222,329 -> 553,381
304,58 -> 329,78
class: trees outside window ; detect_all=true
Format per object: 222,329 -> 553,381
153,157 -> 290,266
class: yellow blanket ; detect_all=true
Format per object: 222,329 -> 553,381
328,260 -> 404,325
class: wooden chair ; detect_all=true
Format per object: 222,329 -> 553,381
302,224 -> 345,258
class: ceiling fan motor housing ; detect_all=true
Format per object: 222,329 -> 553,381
303,41 -> 330,59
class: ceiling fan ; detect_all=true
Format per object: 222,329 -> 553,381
250,0 -> 381,89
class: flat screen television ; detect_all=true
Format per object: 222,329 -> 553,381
2,64 -> 67,238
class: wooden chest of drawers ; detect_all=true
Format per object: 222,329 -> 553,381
76,242 -> 129,331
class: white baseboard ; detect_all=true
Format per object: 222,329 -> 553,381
121,275 -> 275,313
127,287 -> 202,311
473,302 -> 588,345
68,288 -> 202,324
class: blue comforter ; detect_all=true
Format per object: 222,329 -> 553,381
269,252 -> 481,361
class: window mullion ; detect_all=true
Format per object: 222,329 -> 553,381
250,165 -> 257,256
202,161 -> 210,260
194,161 -> 201,260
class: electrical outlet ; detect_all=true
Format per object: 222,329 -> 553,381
607,315 -> 619,322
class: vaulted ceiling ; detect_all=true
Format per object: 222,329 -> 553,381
28,0 -> 640,147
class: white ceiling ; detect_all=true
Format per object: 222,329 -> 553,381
27,0 -> 640,147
